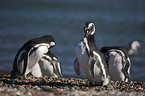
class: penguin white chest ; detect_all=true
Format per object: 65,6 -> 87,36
25,45 -> 49,75
76,41 -> 89,68
109,52 -> 125,81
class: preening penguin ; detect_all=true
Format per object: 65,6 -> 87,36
100,46 -> 131,82
74,22 -> 110,85
11,35 -> 62,78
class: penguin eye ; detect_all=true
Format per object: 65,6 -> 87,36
86,29 -> 90,32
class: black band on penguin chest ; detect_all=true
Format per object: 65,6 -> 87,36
82,38 -> 99,57
82,39 -> 91,57
82,38 -> 107,78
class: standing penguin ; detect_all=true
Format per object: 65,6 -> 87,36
128,41 -> 141,56
11,35 -> 62,78
74,22 -> 110,85
100,46 -> 131,82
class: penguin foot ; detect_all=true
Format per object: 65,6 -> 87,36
89,81 -> 103,86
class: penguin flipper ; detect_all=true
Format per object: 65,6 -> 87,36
74,58 -> 81,75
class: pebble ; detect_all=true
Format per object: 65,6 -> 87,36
0,75 -> 145,96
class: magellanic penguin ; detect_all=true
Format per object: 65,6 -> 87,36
128,41 -> 141,56
11,35 -> 62,78
100,46 -> 131,82
74,22 -> 110,86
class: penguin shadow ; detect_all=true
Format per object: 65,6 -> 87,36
1,75 -> 92,88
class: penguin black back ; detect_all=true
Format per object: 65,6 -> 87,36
21,35 -> 55,51
100,46 -> 129,58
11,35 -> 55,78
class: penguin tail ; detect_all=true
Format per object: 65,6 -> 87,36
10,70 -> 21,79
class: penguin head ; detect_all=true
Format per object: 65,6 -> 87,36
84,22 -> 95,38
128,40 -> 141,55
42,35 -> 56,48
131,41 -> 141,50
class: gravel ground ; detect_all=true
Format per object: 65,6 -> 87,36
0,75 -> 145,96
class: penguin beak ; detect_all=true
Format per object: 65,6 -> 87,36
85,28 -> 91,37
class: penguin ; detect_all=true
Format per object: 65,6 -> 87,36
74,22 -> 110,86
100,46 -> 131,82
38,51 -> 63,78
128,41 -> 141,56
11,35 -> 62,78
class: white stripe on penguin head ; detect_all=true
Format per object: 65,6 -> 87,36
50,42 -> 55,46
